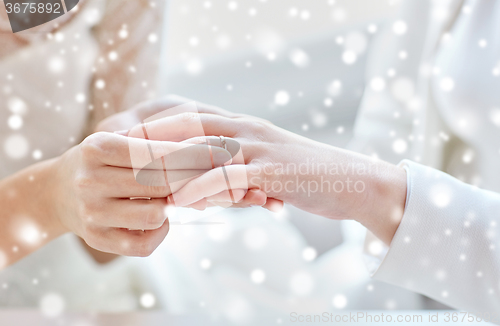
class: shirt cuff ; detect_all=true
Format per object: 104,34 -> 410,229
363,159 -> 411,275
362,159 -> 500,312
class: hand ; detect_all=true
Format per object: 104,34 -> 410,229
48,131 -> 232,256
102,95 -> 283,212
133,110 -> 407,245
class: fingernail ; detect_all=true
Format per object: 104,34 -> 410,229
213,150 -> 232,167
114,130 -> 129,136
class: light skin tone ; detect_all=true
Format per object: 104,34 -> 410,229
0,97 -> 275,269
94,96 -> 282,212
86,97 -> 280,263
0,132 -> 217,267
126,97 -> 408,246
0,95 -> 406,269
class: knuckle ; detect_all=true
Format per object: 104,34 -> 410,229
178,112 -> 199,124
247,120 -> 267,134
81,227 -> 100,249
131,218 -> 169,257
145,184 -> 169,198
137,248 -> 154,257
144,207 -> 165,229
73,173 -> 93,192
78,204 -> 96,225
139,170 -> 168,189
80,132 -> 108,158
135,238 -> 156,257
83,238 -> 98,251
233,189 -> 246,202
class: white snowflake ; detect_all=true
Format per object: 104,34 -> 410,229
140,293 -> 156,308
392,20 -> 408,35
39,293 -> 65,317
250,269 -> 266,284
332,294 -> 348,309
370,77 -> 386,92
274,90 -> 290,106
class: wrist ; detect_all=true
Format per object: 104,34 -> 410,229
0,157 -> 69,267
43,157 -> 71,236
21,157 -> 70,238
357,160 -> 407,246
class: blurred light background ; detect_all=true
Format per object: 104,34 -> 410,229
0,0 -> 454,322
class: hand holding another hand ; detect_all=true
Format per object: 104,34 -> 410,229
102,95 -> 283,212
41,96 -> 278,258
46,95 -> 405,259
128,98 -> 407,245
0,95 -> 406,267
49,130 -> 235,256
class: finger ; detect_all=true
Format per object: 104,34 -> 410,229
167,97 -> 271,124
94,198 -> 168,230
223,202 -> 254,208
263,198 -> 285,213
206,189 -> 247,203
96,166 -> 171,198
128,95 -> 245,121
130,95 -> 268,121
84,132 -> 232,170
162,95 -> 244,118
85,220 -> 170,257
170,165 -> 252,207
126,113 -> 240,142
227,194 -> 284,212
184,198 -> 208,210
95,166 -> 210,198
202,189 -> 272,209
181,136 -> 244,164
133,143 -> 232,180
240,189 -> 268,206
221,189 -> 267,208
116,96 -> 272,136
183,190 -> 246,210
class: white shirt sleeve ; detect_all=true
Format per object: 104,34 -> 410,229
364,159 -> 500,314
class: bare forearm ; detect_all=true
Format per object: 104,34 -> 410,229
0,158 -> 67,268
134,111 -> 409,246
277,146 -> 408,246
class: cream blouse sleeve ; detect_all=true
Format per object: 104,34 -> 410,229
365,160 -> 500,317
